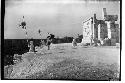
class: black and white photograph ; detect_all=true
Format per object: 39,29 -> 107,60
3,0 -> 121,80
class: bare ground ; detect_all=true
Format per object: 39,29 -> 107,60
4,43 -> 120,80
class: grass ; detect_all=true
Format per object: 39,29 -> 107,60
25,58 -> 119,80
4,44 -> 120,80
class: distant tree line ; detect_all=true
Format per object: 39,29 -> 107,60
52,34 -> 83,44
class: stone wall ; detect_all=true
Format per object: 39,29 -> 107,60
106,22 -> 119,40
98,23 -> 107,40
82,18 -> 93,44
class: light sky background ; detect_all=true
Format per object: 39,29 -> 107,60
4,0 -> 120,39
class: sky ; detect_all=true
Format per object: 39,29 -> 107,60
4,0 -> 120,39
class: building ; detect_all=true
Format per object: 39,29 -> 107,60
81,8 -> 120,46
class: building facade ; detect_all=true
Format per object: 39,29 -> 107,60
81,8 -> 120,46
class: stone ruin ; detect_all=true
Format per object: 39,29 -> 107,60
81,8 -> 120,46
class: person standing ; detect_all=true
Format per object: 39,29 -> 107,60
72,38 -> 77,47
46,33 -> 55,50
40,39 -> 45,48
46,36 -> 51,50
28,41 -> 34,52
